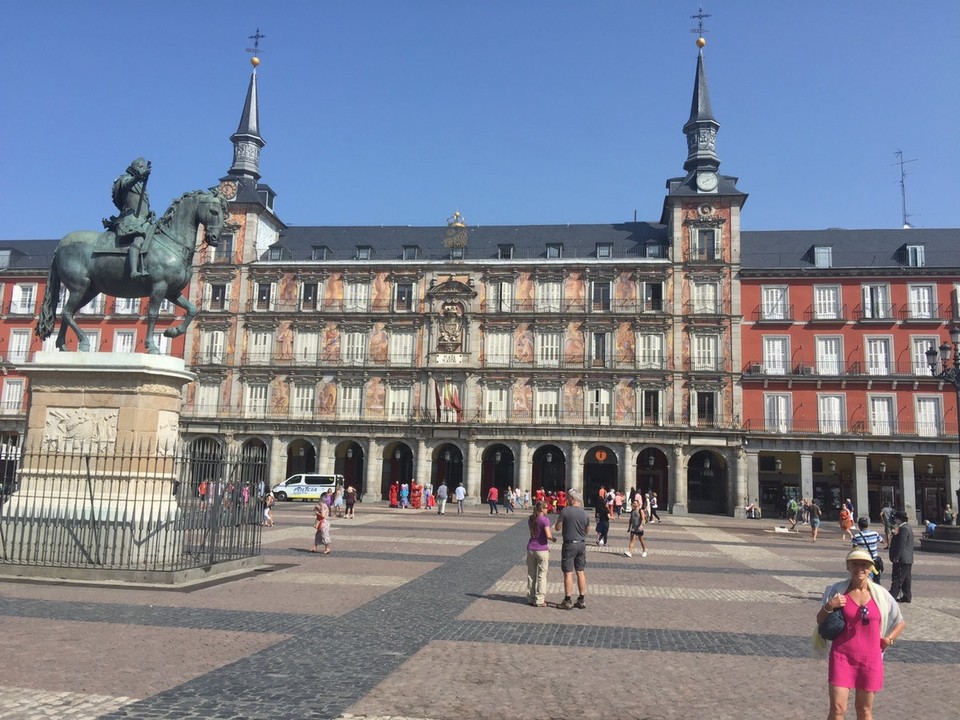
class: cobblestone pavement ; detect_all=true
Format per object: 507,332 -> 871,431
0,506 -> 957,719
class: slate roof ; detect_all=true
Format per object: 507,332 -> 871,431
0,239 -> 58,270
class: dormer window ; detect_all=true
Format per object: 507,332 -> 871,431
498,244 -> 514,260
311,246 -> 329,261
814,246 -> 832,268
268,247 -> 283,261
596,243 -> 613,259
546,243 -> 563,259
450,246 -> 464,260
904,244 -> 925,267
356,246 -> 371,261
645,241 -> 662,259
402,246 -> 420,261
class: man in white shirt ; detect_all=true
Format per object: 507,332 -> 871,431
454,482 -> 466,515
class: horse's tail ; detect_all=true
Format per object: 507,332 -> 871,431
36,258 -> 61,341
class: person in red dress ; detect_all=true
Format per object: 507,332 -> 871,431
388,480 -> 399,508
535,487 -> 546,504
411,481 -> 422,509
557,490 -> 567,510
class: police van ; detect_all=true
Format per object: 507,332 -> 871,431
270,474 -> 343,502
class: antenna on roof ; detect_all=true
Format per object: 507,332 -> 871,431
892,149 -> 917,229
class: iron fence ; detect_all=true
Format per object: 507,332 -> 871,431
0,441 -> 265,572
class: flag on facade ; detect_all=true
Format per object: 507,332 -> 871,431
444,381 -> 462,422
434,378 -> 442,421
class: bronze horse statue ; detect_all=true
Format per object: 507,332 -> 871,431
36,189 -> 228,354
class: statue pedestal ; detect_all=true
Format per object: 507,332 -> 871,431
920,525 -> 960,554
2,353 -> 196,576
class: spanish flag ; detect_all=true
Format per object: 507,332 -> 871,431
444,381 -> 462,422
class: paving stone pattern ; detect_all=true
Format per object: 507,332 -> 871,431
0,507 -> 957,720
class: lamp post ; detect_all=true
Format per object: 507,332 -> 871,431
444,449 -> 452,489
926,326 -> 960,516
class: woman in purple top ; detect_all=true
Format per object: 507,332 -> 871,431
526,500 -> 557,607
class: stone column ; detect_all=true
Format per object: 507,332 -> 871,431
800,453 -> 814,501
464,442 -> 480,503
416,438 -> 430,489
901,456 -> 917,524
620,443 -> 633,492
733,448 -> 747,518
269,436 -> 287,487
949,456 -> 960,518
746,451 -> 759,509
518,441 -> 532,493
568,442 -> 583,494
671,444 -> 687,514
364,438 -> 381,501
854,455 -> 869,519
318,436 -> 332,475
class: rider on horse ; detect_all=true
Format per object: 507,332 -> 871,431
102,157 -> 155,279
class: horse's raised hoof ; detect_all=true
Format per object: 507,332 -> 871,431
163,327 -> 182,339
146,347 -> 161,355
78,341 -> 90,352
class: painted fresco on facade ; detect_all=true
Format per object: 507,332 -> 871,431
565,271 -> 585,311
615,271 -> 637,308
513,379 -> 531,420
563,379 -> 582,421
514,324 -> 534,363
270,379 -> 289,415
564,321 -> 584,363
615,381 -> 635,423
365,378 -> 385,418
324,272 -> 344,310
278,275 -> 298,309
276,320 -> 294,360
372,272 -> 391,311
321,323 -> 340,361
616,322 -> 635,363
516,272 -> 534,310
318,378 -> 337,417
369,323 -> 388,363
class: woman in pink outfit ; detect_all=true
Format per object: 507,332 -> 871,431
815,548 -> 905,720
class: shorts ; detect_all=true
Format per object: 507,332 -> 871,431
811,518 -> 821,529
560,541 -> 586,573
630,529 -> 645,537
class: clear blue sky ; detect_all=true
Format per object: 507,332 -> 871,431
2,1 -> 957,239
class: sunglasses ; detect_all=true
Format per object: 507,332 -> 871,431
860,606 -> 870,626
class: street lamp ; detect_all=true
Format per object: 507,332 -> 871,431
647,453 -> 655,468
346,447 -> 353,459
394,448 -> 401,460
775,457 -> 783,472
926,328 -> 960,512
494,450 -> 501,464
879,461 -> 887,474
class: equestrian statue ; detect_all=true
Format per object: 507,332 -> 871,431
36,158 -> 229,354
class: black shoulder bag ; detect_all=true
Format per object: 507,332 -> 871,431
857,530 -> 883,573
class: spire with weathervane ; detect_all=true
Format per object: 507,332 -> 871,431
682,9 -> 720,174
228,29 -> 267,181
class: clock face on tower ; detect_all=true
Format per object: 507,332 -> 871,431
218,180 -> 238,200
696,171 -> 719,192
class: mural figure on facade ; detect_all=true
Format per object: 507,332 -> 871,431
437,302 -> 464,352
36,159 -> 228,354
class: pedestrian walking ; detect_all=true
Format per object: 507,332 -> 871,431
262,491 -> 275,527
815,548 -> 905,720
554,488 -> 590,610
504,485 -> 516,514
344,485 -> 357,519
526,500 -> 557,607
595,502 -> 609,546
879,502 -> 894,548
851,517 -> 883,582
810,500 -> 822,542
455,482 -> 466,514
624,498 -> 648,558
839,505 -> 854,541
436,480 -> 448,515
487,485 -> 500,514
650,492 -> 662,523
309,492 -> 331,554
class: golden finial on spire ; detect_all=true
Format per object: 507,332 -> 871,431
246,28 -> 266,68
690,6 -> 710,47
447,210 -> 466,228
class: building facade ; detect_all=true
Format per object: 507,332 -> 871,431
2,42 -> 959,520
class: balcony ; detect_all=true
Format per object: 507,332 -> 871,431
743,359 -> 946,379
683,301 -> 725,317
898,304 -> 944,323
751,305 -> 795,323
802,305 -> 848,323
853,304 -> 897,322
744,418 -> 958,439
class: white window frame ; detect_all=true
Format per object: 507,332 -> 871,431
113,330 -> 136,354
292,384 -> 315,418
343,331 -> 366,365
590,331 -> 610,368
196,382 -> 220,414
485,331 -> 512,367
244,383 -> 269,417
389,331 -> 415,366
865,336 -> 892,376
642,281 -> 664,312
484,386 -> 509,422
818,394 -> 846,435
907,284 -> 936,319
813,285 -> 841,320
691,389 -> 718,427
254,281 -> 276,311
338,385 -> 362,420
201,330 -> 224,363
587,387 -> 612,425
641,388 -> 663,426
78,294 -> 104,315
81,329 -> 101,352
815,336 -> 842,375
762,336 -> 789,375
867,395 -> 896,436
386,386 -> 411,421
911,336 -> 939,376
344,281 -> 370,312
535,387 -> 559,423
536,281 -> 561,312
915,396 -> 942,437
294,331 -> 320,364
8,329 -> 30,364
814,246 -> 832,268
536,332 -> 561,368
299,281 -> 320,311
692,334 -> 719,371
1,379 -> 25,415
114,297 -> 139,315
692,228 -> 720,261
249,330 -> 273,365
151,332 -> 170,355
639,333 -> 663,369
861,283 -> 891,319
763,393 -> 791,433
591,281 -> 611,312
394,282 -> 415,313
905,244 -> 925,267
486,280 -> 514,313
10,284 -> 37,314
692,282 -> 720,314
761,286 -> 788,320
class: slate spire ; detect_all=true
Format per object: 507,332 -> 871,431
682,45 -> 720,173
228,63 -> 265,181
